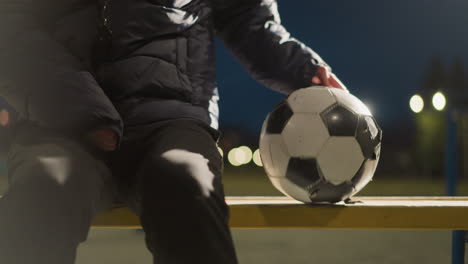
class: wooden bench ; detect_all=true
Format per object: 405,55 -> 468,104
92,196 -> 468,263
93,196 -> 468,229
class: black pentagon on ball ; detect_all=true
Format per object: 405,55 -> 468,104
320,104 -> 359,137
356,115 -> 383,160
286,158 -> 322,190
265,101 -> 293,134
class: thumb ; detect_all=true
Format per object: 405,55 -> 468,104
328,73 -> 347,90
0,110 -> 10,127
311,66 -> 330,86
86,128 -> 118,151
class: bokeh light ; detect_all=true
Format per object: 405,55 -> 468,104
409,94 -> 424,113
432,92 -> 446,111
237,146 -> 253,165
227,146 -> 253,166
227,148 -> 241,166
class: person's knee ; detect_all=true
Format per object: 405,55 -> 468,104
6,138 -> 113,210
2,138 -> 113,242
140,149 -> 218,200
8,140 -> 93,186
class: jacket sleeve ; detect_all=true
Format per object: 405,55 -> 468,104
210,0 -> 329,94
0,4 -> 123,138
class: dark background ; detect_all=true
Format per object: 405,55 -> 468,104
215,0 -> 468,178
216,0 -> 468,133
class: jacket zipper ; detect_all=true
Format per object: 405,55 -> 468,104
94,0 -> 113,63
101,0 -> 112,38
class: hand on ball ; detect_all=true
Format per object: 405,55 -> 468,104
311,66 -> 347,90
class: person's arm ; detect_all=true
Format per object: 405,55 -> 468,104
0,4 -> 123,147
211,0 -> 345,93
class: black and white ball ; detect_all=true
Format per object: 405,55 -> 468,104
259,86 -> 382,203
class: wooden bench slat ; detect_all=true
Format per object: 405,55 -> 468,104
92,196 -> 468,230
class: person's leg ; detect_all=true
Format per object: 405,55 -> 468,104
124,120 -> 238,264
0,124 -> 116,264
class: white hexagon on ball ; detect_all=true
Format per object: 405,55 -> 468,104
317,137 -> 364,185
259,134 -> 291,177
281,113 -> 329,158
287,86 -> 336,114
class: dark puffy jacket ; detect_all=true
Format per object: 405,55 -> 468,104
0,0 -> 123,140
0,0 -> 329,141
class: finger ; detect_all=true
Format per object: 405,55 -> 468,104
93,138 -> 116,151
95,134 -> 116,149
97,133 -> 117,151
87,129 -> 118,151
98,141 -> 117,151
329,73 -> 347,90
0,110 -> 10,126
320,67 -> 330,86
312,76 -> 321,84
312,66 -> 330,86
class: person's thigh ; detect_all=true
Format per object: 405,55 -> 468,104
0,123 -> 116,264
125,119 -> 238,264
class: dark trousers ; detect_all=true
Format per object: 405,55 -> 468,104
0,119 -> 238,264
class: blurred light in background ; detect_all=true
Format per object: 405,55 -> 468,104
432,92 -> 446,111
252,149 -> 263,167
227,146 -> 253,166
409,94 -> 424,113
228,148 -> 242,166
237,146 -> 253,164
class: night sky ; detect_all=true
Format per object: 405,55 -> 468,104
215,0 -> 468,135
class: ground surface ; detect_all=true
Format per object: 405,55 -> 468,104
77,229 -> 462,264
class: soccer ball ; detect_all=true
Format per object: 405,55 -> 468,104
259,86 -> 382,203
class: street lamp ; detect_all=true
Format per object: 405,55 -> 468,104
410,88 -> 463,262
409,94 -> 424,113
432,91 -> 446,111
